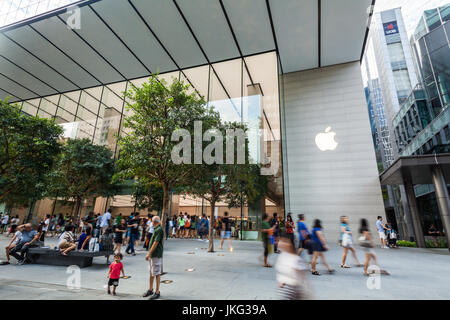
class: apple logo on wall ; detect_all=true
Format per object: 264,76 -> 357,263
315,127 -> 338,151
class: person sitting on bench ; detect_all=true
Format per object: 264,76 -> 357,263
59,225 -> 77,256
8,223 -> 40,265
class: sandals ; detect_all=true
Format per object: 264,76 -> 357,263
341,264 -> 351,268
311,271 -> 320,276
263,264 -> 273,268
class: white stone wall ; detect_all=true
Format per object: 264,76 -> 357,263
282,61 -> 385,241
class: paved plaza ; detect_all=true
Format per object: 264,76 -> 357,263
0,234 -> 449,300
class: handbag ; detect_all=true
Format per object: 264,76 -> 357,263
358,235 -> 372,248
390,231 -> 397,239
342,233 -> 352,247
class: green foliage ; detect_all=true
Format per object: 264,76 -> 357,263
0,99 -> 62,206
133,178 -> 164,213
396,240 -> 417,247
425,239 -> 448,248
115,75 -> 214,229
46,138 -> 116,216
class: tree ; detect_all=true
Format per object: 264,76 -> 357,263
132,178 -> 164,213
187,121 -> 266,252
0,98 -> 62,208
46,138 -> 117,218
115,75 -> 216,234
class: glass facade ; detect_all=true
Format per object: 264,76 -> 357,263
398,5 -> 450,156
10,51 -> 285,236
0,0 -> 77,27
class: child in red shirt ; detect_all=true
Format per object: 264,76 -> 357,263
107,253 -> 125,296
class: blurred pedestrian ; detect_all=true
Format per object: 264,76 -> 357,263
340,215 -> 362,268
276,235 -> 309,300
310,219 -> 334,276
297,214 -> 310,257
359,219 -> 389,276
220,211 -> 233,251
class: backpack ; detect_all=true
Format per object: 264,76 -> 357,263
185,219 -> 190,228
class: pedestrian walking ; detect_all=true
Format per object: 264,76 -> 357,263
339,215 -> 362,268
359,218 -> 389,276
125,212 -> 140,255
275,235 -> 309,300
310,219 -> 334,276
296,214 -> 311,257
219,212 -> 233,251
143,216 -> 164,300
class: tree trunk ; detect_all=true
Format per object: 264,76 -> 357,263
161,183 -> 169,239
74,198 -> 82,221
208,201 -> 215,252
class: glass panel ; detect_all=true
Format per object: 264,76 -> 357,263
101,86 -> 124,113
79,91 -> 100,114
21,101 -> 38,116
76,105 -> 97,121
182,65 -> 209,99
59,92 -> 79,114
425,8 -> 441,31
56,107 -> 75,123
93,105 -> 121,154
39,97 -> 57,115
37,109 -> 53,119
424,26 -> 447,53
440,5 -> 450,22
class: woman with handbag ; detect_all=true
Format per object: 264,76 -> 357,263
340,216 -> 362,268
359,219 -> 389,276
310,219 -> 334,276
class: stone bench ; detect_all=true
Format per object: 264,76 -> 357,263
28,247 -> 113,268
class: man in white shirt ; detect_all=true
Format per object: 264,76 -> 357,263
100,208 -> 112,235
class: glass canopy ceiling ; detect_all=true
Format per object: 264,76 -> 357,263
0,0 -> 373,102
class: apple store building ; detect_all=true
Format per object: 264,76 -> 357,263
0,0 -> 384,239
